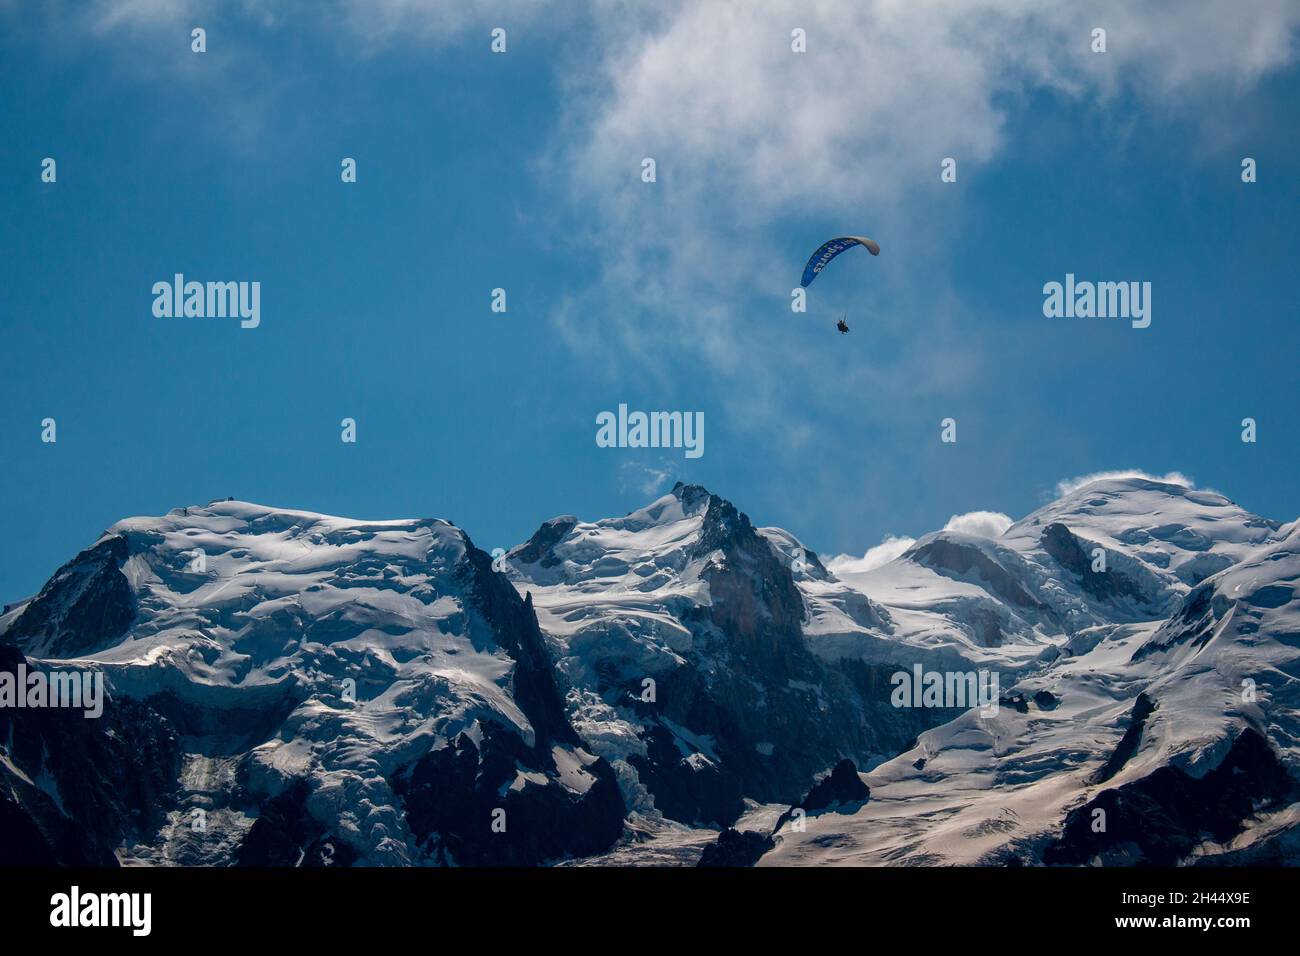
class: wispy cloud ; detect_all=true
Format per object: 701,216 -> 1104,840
544,0 -> 1300,444
826,534 -> 916,575
22,0 -> 1300,480
1054,469 -> 1196,497
618,459 -> 676,497
826,507 -> 1013,573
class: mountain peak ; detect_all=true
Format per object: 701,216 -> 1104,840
670,481 -> 715,514
1002,475 -> 1277,589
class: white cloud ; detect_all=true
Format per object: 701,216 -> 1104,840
824,507 -> 1041,574
28,1 -> 1300,456
564,1 -> 1300,216
826,534 -> 916,575
1054,469 -> 1196,497
943,510 -> 1013,539
548,0 -> 1300,413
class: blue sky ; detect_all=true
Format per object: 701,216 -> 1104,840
2,2 -> 1299,601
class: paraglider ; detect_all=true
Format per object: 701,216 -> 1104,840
800,235 -> 880,289
799,235 -> 879,335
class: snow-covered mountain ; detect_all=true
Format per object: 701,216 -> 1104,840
504,483 -> 940,829
764,479 -> 1298,866
0,501 -> 624,866
2,476 -> 1296,866
832,478 -> 1278,668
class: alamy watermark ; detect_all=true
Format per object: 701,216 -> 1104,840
152,274 -> 260,329
50,886 -> 150,936
0,663 -> 104,718
1042,273 -> 1150,329
890,664 -> 999,717
596,404 -> 704,459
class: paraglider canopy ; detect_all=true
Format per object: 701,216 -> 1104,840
800,236 -> 880,288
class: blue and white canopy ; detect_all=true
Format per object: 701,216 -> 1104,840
799,235 -> 880,288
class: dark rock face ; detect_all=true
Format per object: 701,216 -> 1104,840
1043,729 -> 1295,866
513,516 -> 579,568
237,780 -> 357,867
394,722 -> 626,866
1033,690 -> 1060,711
999,692 -> 1030,714
0,644 -> 182,867
1040,523 -> 1159,610
1093,692 -> 1156,784
3,534 -> 135,658
619,486 -> 936,819
686,487 -> 808,673
775,758 -> 870,831
457,531 -> 579,751
0,787 -> 64,866
999,690 -> 1059,715
1133,580 -> 1228,661
387,533 -> 629,865
629,623 -> 884,815
905,536 -> 1044,611
626,725 -> 744,827
799,758 -> 871,812
142,688 -> 303,758
697,828 -> 775,867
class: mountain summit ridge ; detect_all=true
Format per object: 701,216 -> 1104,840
2,475 -> 1297,866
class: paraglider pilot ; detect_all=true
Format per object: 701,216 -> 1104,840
800,235 -> 879,336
